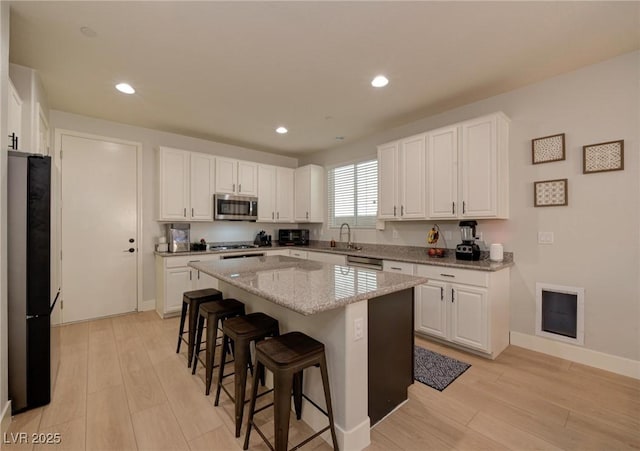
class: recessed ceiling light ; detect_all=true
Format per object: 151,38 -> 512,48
371,75 -> 389,88
275,126 -> 288,134
115,83 -> 135,94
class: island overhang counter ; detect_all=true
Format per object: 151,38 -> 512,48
189,255 -> 428,451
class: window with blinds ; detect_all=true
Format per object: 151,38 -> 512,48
328,159 -> 378,228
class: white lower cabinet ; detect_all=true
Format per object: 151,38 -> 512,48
155,254 -> 220,318
414,264 -> 509,358
306,251 -> 346,265
288,249 -> 308,259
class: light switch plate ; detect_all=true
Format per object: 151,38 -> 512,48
392,229 -> 399,239
538,231 -> 554,244
354,318 -> 364,341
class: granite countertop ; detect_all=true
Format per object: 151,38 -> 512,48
189,255 -> 428,315
156,241 -> 514,272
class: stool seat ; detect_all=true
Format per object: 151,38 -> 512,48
176,288 -> 223,368
199,298 -> 245,316
215,312 -> 279,438
184,288 -> 222,302
256,332 -> 324,367
192,298 -> 246,393
223,312 -> 279,340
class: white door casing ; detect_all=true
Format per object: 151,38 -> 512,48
58,131 -> 141,323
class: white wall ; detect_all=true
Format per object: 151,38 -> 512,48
301,51 -> 640,362
0,0 -> 10,430
49,111 -> 298,305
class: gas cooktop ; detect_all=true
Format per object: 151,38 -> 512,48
209,244 -> 258,250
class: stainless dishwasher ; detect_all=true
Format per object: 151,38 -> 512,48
346,255 -> 383,270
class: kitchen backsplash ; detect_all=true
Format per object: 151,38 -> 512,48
159,219 -> 511,250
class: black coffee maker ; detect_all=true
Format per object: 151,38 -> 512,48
253,230 -> 272,247
455,220 -> 481,261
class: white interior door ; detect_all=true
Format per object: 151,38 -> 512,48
60,133 -> 138,323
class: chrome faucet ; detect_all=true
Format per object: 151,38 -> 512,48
339,223 -> 351,249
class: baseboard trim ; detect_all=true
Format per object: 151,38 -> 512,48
1,400 -> 12,436
510,331 -> 640,380
140,299 -> 155,312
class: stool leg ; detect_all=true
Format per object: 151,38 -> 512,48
243,358 -> 262,450
187,300 -> 197,367
319,354 -> 339,451
192,314 -> 205,375
293,371 -> 303,420
214,335 -> 230,407
233,340 -> 251,437
274,370 -> 294,451
176,301 -> 188,353
204,315 -> 218,395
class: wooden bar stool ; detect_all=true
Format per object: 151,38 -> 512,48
215,312 -> 279,437
176,288 -> 223,368
192,298 -> 246,395
243,332 -> 339,451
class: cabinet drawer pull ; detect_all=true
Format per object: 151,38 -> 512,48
440,273 -> 455,278
440,287 -> 444,300
188,260 -> 200,263
390,267 -> 402,271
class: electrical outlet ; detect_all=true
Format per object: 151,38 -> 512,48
476,232 -> 483,241
392,229 -> 399,239
354,318 -> 364,341
538,231 -> 554,244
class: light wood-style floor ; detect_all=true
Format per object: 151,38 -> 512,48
4,311 -> 639,451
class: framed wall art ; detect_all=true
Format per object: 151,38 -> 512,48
534,178 -> 568,207
532,133 -> 565,164
583,140 -> 624,174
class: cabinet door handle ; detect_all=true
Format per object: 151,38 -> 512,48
401,205 -> 404,216
191,208 -> 194,217
452,202 -> 455,214
440,273 -> 455,278
189,270 -> 192,281
198,271 -> 200,280
440,287 -> 444,300
463,201 -> 466,214
239,184 -> 242,193
272,212 -> 274,220
390,267 -> 402,271
277,212 -> 280,219
393,205 -> 397,216
451,288 -> 455,302
184,208 -> 187,217
306,211 -> 309,219
232,183 -> 236,192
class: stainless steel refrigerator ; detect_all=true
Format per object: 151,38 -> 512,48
8,151 -> 59,414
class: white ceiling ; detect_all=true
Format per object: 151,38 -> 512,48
9,1 -> 640,157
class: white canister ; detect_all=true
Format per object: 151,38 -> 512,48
490,243 -> 504,262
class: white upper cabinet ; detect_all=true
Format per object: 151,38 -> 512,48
215,157 -> 258,196
377,135 -> 426,220
427,126 -> 458,218
7,79 -> 23,151
158,147 -> 215,221
9,64 -> 50,155
257,165 -> 294,223
294,164 -> 324,223
426,112 -> 509,219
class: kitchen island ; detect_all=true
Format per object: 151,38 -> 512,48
189,255 -> 428,451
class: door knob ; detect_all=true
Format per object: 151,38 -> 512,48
123,248 -> 135,253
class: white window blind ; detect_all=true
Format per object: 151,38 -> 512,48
328,159 -> 378,228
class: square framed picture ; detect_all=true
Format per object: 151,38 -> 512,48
534,178 -> 568,207
583,140 -> 624,174
532,133 -> 565,164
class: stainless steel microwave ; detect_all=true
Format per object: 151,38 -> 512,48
214,194 -> 258,221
